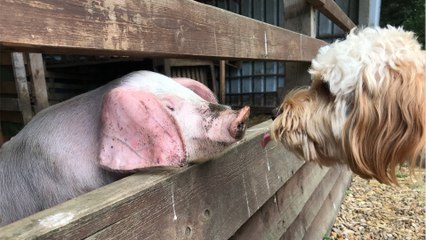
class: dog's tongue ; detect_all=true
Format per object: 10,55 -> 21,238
260,133 -> 271,148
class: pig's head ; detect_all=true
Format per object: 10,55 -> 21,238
99,71 -> 250,171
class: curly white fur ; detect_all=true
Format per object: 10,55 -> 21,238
271,26 -> 425,184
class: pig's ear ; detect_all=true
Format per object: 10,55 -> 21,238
99,87 -> 187,171
173,77 -> 218,103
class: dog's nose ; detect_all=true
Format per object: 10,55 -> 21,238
271,107 -> 282,120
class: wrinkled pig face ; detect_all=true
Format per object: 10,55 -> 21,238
99,71 -> 250,171
163,96 -> 250,162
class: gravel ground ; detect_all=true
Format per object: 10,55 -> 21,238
329,167 -> 425,240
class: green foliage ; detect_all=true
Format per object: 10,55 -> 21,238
380,0 -> 425,48
396,171 -> 409,178
410,182 -> 422,190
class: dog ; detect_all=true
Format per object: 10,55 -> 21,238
265,26 -> 425,185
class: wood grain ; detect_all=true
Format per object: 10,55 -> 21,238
306,0 -> 356,32
231,161 -> 331,239
283,0 -> 315,97
219,60 -> 226,104
10,52 -> 32,124
280,166 -> 352,239
302,168 -> 353,239
28,53 -> 49,113
0,0 -> 326,61
0,121 -> 303,239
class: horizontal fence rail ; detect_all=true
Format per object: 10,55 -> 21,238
0,121 -> 306,239
307,0 -> 356,31
0,0 -> 326,61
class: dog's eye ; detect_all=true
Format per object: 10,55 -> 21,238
322,82 -> 330,92
320,81 -> 330,94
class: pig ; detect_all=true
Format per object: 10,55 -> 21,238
0,70 -> 250,226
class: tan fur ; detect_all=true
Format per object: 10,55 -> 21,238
271,27 -> 425,185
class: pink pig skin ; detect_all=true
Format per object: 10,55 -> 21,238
0,71 -> 250,226
172,77 -> 218,104
99,88 -> 186,170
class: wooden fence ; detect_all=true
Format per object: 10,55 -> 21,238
0,0 -> 354,239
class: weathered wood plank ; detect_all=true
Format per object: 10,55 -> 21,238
302,168 -> 353,239
307,0 -> 356,32
28,53 -> 49,113
280,166 -> 351,239
282,0 -> 315,97
0,0 -> 326,62
219,60 -> 226,103
10,52 -> 33,124
230,161 -> 331,239
45,58 -> 138,69
85,124 -> 302,240
163,58 -> 214,68
0,121 -> 302,239
283,0 -> 316,36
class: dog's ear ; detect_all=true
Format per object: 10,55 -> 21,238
98,87 -> 186,171
343,52 -> 425,184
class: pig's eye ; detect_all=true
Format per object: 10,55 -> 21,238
166,104 -> 175,111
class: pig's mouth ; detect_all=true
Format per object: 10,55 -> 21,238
228,106 -> 250,140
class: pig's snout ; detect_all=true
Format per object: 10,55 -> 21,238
229,106 -> 250,140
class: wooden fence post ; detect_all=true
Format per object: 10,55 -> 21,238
281,0 -> 316,99
11,52 -> 32,124
28,53 -> 49,113
219,60 -> 226,104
